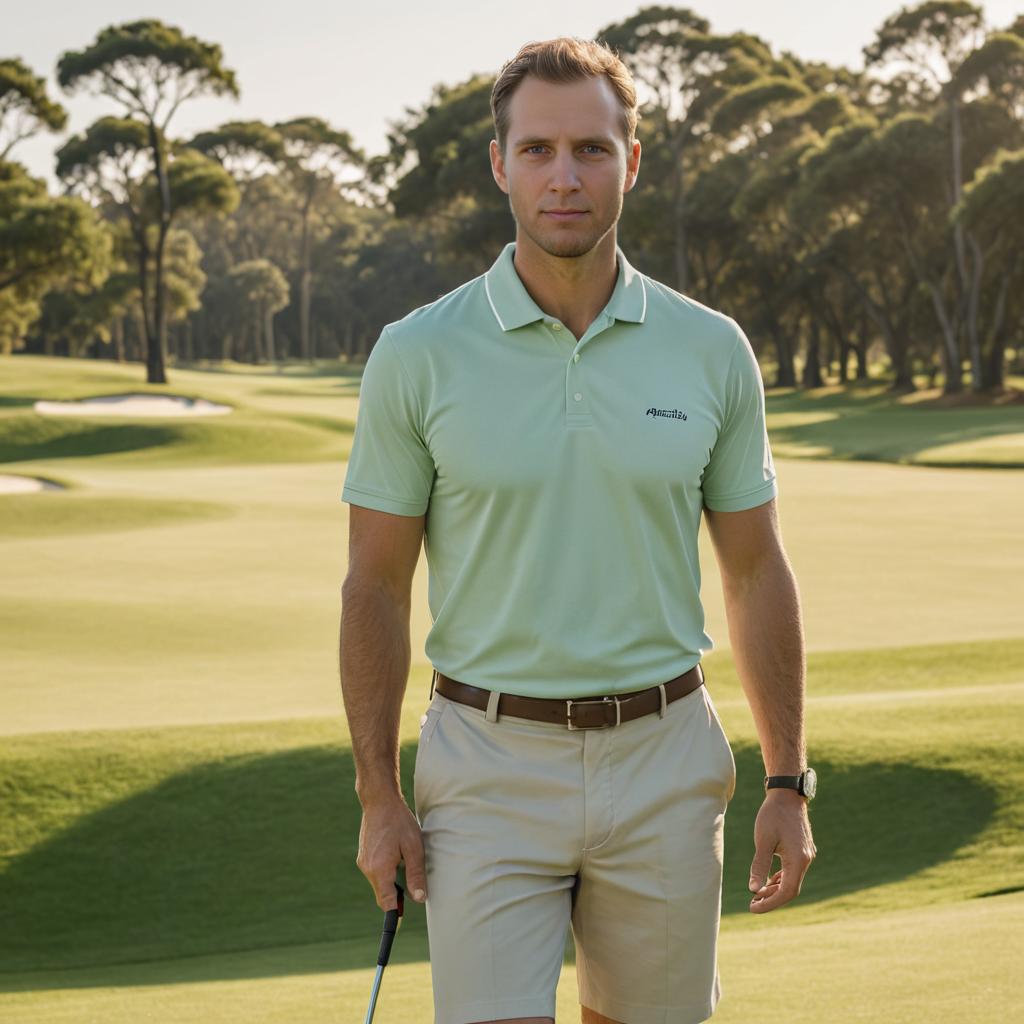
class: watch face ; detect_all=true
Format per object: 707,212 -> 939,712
803,768 -> 817,799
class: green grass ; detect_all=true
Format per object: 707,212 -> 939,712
1,356 -> 1021,469
0,355 -> 361,467
1,352 -> 1021,1022
2,636 -> 1021,974
0,892 -> 1019,1023
2,454 -> 1021,736
0,646 -> 1021,1021
765,378 -> 1024,467
0,490 -> 234,538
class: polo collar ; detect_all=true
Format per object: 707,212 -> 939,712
483,241 -> 647,332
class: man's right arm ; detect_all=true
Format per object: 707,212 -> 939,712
340,503 -> 427,909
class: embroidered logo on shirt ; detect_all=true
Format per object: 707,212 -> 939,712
646,407 -> 688,421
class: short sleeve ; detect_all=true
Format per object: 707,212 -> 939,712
341,327 -> 435,516
700,321 -> 778,512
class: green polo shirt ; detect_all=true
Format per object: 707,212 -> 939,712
341,241 -> 777,698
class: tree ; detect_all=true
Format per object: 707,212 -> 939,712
0,57 -> 67,160
384,74 -> 512,275
274,117 -> 363,361
598,6 -> 770,290
0,160 -> 109,354
57,19 -> 239,383
950,146 -> 1024,389
863,0 -> 1024,392
226,259 -> 289,362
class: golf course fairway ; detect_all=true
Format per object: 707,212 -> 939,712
2,355 -> 1021,1022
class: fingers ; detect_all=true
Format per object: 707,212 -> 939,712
748,868 -> 784,911
402,830 -> 428,904
749,846 -> 815,913
356,803 -> 428,912
380,874 -> 400,912
748,857 -> 774,895
748,794 -> 817,913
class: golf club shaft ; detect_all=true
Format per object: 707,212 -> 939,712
364,964 -> 384,1024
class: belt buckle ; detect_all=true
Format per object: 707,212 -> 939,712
566,695 -> 621,730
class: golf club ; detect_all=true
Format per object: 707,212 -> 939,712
363,880 -> 405,1024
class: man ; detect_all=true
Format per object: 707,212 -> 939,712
340,36 -> 817,1024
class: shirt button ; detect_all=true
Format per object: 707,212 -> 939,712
573,353 -> 580,363
574,392 -> 583,401
551,322 -> 562,331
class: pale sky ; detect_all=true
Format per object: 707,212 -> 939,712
8,0 -> 1022,187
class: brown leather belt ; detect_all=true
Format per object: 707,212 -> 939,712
430,663 -> 705,730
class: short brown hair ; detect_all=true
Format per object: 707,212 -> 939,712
491,37 -> 639,155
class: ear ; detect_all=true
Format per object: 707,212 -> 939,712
490,139 -> 510,195
624,138 -> 641,194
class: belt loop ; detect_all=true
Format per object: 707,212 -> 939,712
429,668 -> 437,701
658,682 -> 667,718
485,689 -> 501,723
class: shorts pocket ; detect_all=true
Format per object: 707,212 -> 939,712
418,702 -> 446,745
414,700 -> 449,818
704,694 -> 737,803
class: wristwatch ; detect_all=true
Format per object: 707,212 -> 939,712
764,767 -> 817,800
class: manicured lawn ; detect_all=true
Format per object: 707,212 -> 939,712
1,353 -> 1020,1022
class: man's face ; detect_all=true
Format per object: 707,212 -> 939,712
490,74 -> 641,259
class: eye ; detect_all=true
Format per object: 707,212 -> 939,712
524,145 -> 547,154
582,144 -> 606,154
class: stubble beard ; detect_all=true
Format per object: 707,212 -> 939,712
508,193 -> 622,260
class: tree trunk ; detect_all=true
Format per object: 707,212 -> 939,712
965,230 -> 985,392
979,270 -> 1011,393
802,318 -> 824,388
112,316 -> 125,363
147,122 -> 171,386
265,307 -> 276,362
948,94 -> 985,395
132,230 -> 157,374
837,335 -> 852,383
769,319 -> 796,388
670,132 -> 688,293
299,186 -> 315,362
133,305 -> 149,364
890,344 -> 915,391
923,281 -> 963,394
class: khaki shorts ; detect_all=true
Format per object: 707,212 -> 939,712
413,672 -> 737,1024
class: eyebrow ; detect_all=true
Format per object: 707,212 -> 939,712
512,135 -> 617,149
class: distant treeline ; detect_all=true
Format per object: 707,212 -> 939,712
2,4 -> 1023,395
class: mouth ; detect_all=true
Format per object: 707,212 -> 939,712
543,209 -> 588,221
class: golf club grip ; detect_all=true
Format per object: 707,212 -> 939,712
377,917 -> 398,966
376,882 -> 404,966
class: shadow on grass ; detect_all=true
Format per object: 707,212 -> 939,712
0,412 -> 348,466
0,415 -> 180,463
765,388 -> 1024,468
0,744 -> 995,988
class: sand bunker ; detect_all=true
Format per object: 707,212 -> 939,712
0,475 -> 65,494
34,394 -> 232,417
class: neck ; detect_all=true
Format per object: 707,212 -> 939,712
511,230 -> 619,341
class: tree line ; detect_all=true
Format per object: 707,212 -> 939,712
2,3 -> 1023,395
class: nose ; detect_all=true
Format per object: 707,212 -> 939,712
548,149 -> 581,194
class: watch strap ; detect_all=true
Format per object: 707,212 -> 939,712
765,774 -> 803,788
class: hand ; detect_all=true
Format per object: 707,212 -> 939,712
355,796 -> 428,911
748,788 -> 817,913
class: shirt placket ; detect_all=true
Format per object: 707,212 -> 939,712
543,315 -> 614,429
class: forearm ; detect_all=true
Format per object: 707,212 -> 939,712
720,552 -> 807,776
339,578 -> 412,808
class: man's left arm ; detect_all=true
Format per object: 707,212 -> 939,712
703,497 -> 818,914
